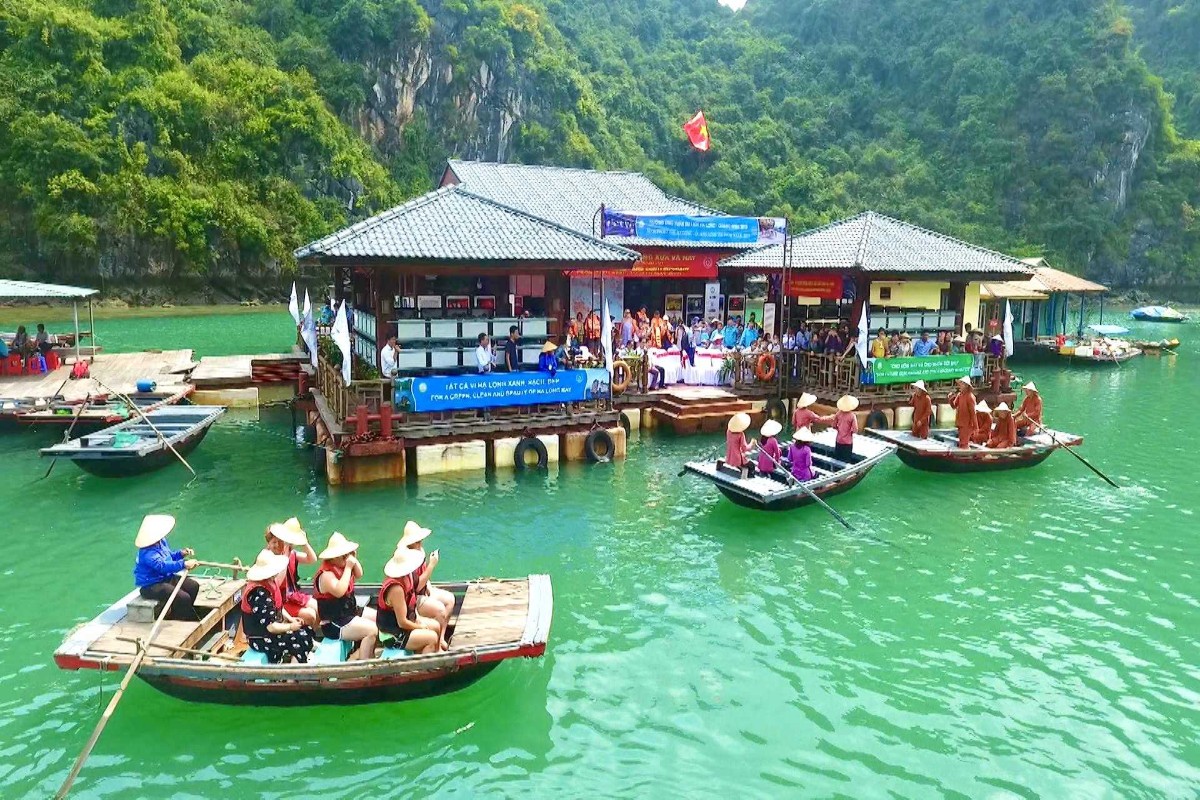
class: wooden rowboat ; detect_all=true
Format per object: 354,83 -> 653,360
54,573 -> 552,705
1133,338 -> 1180,353
683,429 -> 896,511
864,427 -> 1084,472
19,386 -> 194,430
40,406 -> 225,477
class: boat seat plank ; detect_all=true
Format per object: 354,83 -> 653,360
451,582 -> 529,649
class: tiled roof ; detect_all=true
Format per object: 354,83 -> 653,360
980,281 -> 1048,300
293,185 -> 639,264
1026,265 -> 1108,294
444,160 -> 744,248
720,211 -> 1035,276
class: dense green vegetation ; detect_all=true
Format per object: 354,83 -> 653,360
1,0 -> 1197,291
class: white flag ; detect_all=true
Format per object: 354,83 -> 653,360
301,298 -> 318,368
331,300 -> 352,384
288,281 -> 300,325
601,297 -> 614,377
1003,300 -> 1015,358
856,303 -> 870,368
302,288 -> 311,320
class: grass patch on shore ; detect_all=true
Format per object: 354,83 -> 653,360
0,303 -> 288,327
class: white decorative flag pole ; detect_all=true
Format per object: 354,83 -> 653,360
856,301 -> 870,368
1003,300 -> 1015,358
288,281 -> 300,325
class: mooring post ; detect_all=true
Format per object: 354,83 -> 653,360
379,403 -> 393,439
355,404 -> 369,437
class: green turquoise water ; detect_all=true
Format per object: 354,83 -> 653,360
1,310 -> 1198,798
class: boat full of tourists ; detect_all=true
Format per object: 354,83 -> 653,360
683,428 -> 895,511
1130,305 -> 1189,323
54,573 -> 552,705
40,406 -> 225,477
864,427 -> 1084,472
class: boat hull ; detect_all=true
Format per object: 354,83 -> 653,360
1130,313 -> 1187,323
713,467 -> 871,511
70,424 -> 213,477
894,446 -> 1055,473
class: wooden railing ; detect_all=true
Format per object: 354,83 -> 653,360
776,351 -> 1006,401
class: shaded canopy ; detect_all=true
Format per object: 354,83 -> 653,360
0,280 -> 98,299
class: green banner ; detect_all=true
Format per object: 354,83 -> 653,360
869,354 -> 973,385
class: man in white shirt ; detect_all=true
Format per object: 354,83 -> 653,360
379,334 -> 400,378
475,333 -> 493,373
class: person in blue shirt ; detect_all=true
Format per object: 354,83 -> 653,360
133,514 -> 201,621
912,331 -> 938,356
722,319 -> 739,348
738,323 -> 759,349
537,341 -> 559,376
795,324 -> 810,351
0,335 -> 8,358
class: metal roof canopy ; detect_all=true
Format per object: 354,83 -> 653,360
0,280 -> 97,362
0,279 -> 98,298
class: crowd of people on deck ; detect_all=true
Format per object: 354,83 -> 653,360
131,514 -> 456,664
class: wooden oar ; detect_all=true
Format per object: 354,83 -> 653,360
752,446 -> 854,531
56,570 -> 190,799
1030,419 -> 1119,488
114,637 -> 241,662
92,379 -> 196,477
43,393 -> 91,480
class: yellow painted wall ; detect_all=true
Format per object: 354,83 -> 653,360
793,280 -> 981,334
963,283 -> 981,335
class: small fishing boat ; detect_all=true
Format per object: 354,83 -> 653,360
40,406 -> 225,477
54,573 -> 552,705
1133,338 -> 1180,354
683,429 -> 896,511
1130,305 -> 1189,323
19,386 -> 194,429
864,427 -> 1084,472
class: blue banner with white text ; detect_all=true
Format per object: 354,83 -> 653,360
394,369 -> 611,412
601,210 -> 786,245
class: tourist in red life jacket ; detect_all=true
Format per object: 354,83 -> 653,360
987,402 -> 1018,448
757,419 -> 784,476
376,547 -> 441,655
397,520 -> 454,651
818,395 -> 860,462
313,532 -> 377,661
264,517 -> 318,628
724,412 -> 756,478
242,550 -> 316,664
947,376 -> 976,449
133,514 -> 200,621
910,380 -> 932,439
584,310 -> 603,354
1014,381 -> 1042,435
972,400 -> 993,445
791,392 -> 820,433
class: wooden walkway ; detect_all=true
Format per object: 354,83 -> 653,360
0,350 -> 194,404
191,353 -> 301,388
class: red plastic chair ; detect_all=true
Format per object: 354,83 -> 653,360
45,350 -> 61,371
1,353 -> 20,376
24,354 -> 46,374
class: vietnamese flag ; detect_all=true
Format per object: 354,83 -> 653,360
683,110 -> 710,152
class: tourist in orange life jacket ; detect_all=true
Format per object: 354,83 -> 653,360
133,514 -> 200,621
909,380 -> 932,438
791,392 -> 820,433
817,394 -> 859,462
242,549 -> 316,664
1014,381 -> 1042,435
376,547 -> 441,655
313,532 -> 377,661
987,402 -> 1018,448
584,309 -> 602,354
947,376 -> 976,449
397,520 -> 453,651
724,412 -> 756,478
264,517 -> 318,628
567,313 -> 582,349
971,400 -> 993,445
649,311 -> 669,349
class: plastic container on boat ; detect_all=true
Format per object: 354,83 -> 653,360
136,379 -> 157,393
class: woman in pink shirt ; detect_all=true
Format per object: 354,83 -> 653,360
818,394 -> 859,462
756,420 -> 783,475
788,427 -> 815,482
724,412 -> 756,478
791,392 -> 819,433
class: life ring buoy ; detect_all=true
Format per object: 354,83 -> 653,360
755,353 -> 777,382
611,360 -> 632,394
514,436 -> 548,470
584,429 -> 614,463
865,410 -> 888,430
765,398 -> 787,423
